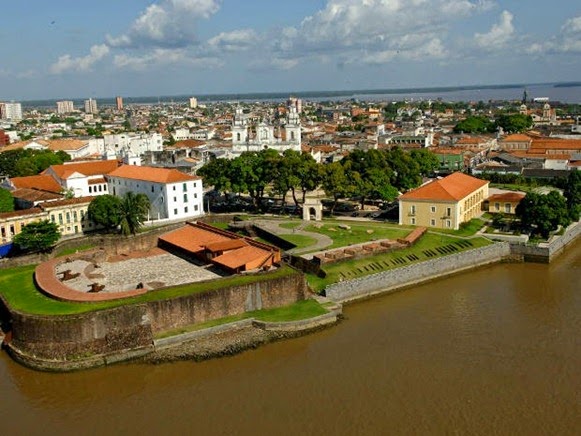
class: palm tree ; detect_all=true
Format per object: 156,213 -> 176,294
119,192 -> 150,236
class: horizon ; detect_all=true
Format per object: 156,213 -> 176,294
1,1 -> 580,101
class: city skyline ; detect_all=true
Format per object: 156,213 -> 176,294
1,0 -> 580,100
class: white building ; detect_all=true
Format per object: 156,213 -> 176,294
56,100 -> 75,114
84,98 -> 98,114
0,102 -> 23,121
191,129 -> 215,140
107,165 -> 204,221
189,97 -> 198,109
42,159 -> 120,197
231,106 -> 301,155
103,132 -> 163,156
173,128 -> 192,141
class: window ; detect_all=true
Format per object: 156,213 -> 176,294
237,132 -> 241,141
98,185 -> 102,192
66,212 -> 70,223
430,219 -> 436,226
173,197 -> 177,202
183,183 -> 187,192
411,217 -> 416,225
194,205 -> 198,211
89,186 -> 92,193
410,205 -> 416,214
173,209 -> 178,215
151,186 -> 155,193
50,214 -> 55,223
194,193 -> 197,199
505,203 -> 511,213
10,225 -> 15,235
446,220 -> 451,228
430,206 -> 436,213
184,206 -> 188,214
183,194 -> 188,203
73,211 -> 78,222
446,207 -> 451,217
173,186 -> 176,191
58,213 -> 63,224
495,202 -> 500,211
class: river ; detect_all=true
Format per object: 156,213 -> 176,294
0,244 -> 579,435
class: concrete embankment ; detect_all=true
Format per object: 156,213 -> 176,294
325,242 -> 512,304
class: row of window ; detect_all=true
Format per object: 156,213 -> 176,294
50,209 -> 86,225
88,184 -> 107,194
409,217 -> 452,228
409,205 -> 452,217
172,205 -> 199,216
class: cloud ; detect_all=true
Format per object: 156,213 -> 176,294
206,29 -> 258,53
269,0 -> 492,66
49,44 -> 110,74
474,10 -> 514,50
525,14 -> 581,55
113,48 -> 223,71
106,0 -> 221,49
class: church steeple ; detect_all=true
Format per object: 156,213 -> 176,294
522,88 -> 528,105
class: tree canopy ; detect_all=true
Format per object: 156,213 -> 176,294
88,195 -> 123,230
494,114 -> 533,133
0,149 -> 71,177
516,191 -> 570,239
119,192 -> 151,236
453,116 -> 494,134
0,187 -> 15,213
13,220 -> 61,253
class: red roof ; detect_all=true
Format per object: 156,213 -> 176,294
10,175 -> 63,193
108,165 -> 200,184
212,246 -> 272,270
44,160 -> 120,179
399,172 -> 488,202
488,192 -> 525,202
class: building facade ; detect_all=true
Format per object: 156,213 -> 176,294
231,106 -> 301,155
84,98 -> 98,114
106,165 -> 204,221
56,100 -> 75,114
0,102 -> 23,121
399,172 -> 489,230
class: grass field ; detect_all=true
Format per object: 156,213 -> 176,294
307,234 -> 492,292
0,264 -> 298,316
280,234 -> 318,249
304,222 -> 410,249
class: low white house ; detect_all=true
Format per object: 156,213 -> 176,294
42,160 -> 120,197
106,165 -> 204,221
103,133 -> 163,156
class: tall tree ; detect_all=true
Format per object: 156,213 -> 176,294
13,220 -> 61,253
321,162 -> 355,213
197,157 -> 233,194
410,149 -> 440,176
563,170 -> 581,221
516,191 -> 570,239
495,114 -> 533,133
119,192 -> 150,236
88,195 -> 123,230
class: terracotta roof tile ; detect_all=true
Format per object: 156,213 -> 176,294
488,192 -> 525,202
40,196 -> 94,209
0,207 -> 44,220
400,172 -> 488,201
212,245 -> 271,270
45,160 -> 120,179
10,175 -> 63,193
108,165 -> 200,184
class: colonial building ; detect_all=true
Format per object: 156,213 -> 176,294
106,165 -> 204,222
41,196 -> 96,237
231,106 -> 301,155
398,172 -> 489,230
486,192 -> 525,215
42,160 -> 120,197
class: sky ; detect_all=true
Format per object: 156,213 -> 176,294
1,0 -> 580,100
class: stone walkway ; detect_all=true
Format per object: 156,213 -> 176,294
56,253 -> 221,293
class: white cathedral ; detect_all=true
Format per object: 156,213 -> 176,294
231,106 -> 301,154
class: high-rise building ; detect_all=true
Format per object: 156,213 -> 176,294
0,102 -> 23,121
84,98 -> 98,114
56,100 -> 75,114
116,96 -> 123,111
189,97 -> 198,109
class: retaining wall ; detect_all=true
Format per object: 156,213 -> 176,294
3,268 -> 308,371
325,242 -> 511,303
509,221 -> 581,263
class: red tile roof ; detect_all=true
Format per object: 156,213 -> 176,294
399,172 -> 488,202
0,207 -> 44,220
10,175 -> 63,193
44,160 -> 120,179
39,196 -> 94,209
488,192 -> 526,202
108,165 -> 200,184
212,246 -> 272,270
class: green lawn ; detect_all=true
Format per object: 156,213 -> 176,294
0,264 -> 298,316
307,234 -> 492,293
54,243 -> 97,257
304,222 -> 410,249
278,234 -> 318,249
155,299 -> 328,339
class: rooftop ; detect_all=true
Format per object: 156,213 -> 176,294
107,165 -> 200,184
399,172 -> 488,202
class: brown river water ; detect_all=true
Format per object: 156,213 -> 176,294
0,244 -> 579,435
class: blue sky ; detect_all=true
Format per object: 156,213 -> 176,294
1,0 -> 580,100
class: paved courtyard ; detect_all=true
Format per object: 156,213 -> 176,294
55,251 -> 222,293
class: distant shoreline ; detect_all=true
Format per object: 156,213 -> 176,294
20,81 -> 581,108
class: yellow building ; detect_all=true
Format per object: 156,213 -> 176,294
398,172 -> 489,230
486,192 -> 525,215
0,208 -> 47,243
41,196 -> 96,237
